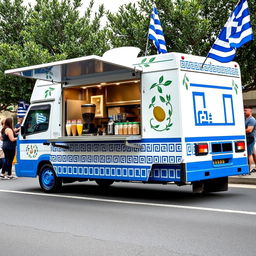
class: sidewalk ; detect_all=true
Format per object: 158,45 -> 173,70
229,172 -> 256,185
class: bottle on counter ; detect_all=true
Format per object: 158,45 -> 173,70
71,120 -> 77,136
128,122 -> 133,135
114,122 -> 119,135
66,120 -> 71,136
107,116 -> 114,135
76,119 -> 83,136
132,122 -> 140,135
123,122 -> 128,135
118,123 -> 124,135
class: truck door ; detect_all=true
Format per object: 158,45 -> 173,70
16,104 -> 52,177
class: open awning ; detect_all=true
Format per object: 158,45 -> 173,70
4,55 -> 142,86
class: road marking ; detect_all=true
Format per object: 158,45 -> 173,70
0,189 -> 256,216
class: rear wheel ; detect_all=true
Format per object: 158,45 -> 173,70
192,177 -> 228,193
39,164 -> 62,193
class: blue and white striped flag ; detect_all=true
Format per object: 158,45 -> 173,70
36,113 -> 47,124
208,0 -> 253,63
17,100 -> 29,118
148,6 -> 167,54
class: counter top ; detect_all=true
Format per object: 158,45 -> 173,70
47,135 -> 142,143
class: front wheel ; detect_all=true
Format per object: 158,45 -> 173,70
39,164 -> 62,193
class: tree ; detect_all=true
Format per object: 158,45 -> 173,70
106,0 -> 212,55
0,0 -> 28,45
0,0 -> 109,111
23,0 -> 109,58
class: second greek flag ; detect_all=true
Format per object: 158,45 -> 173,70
208,0 -> 253,63
148,6 -> 167,54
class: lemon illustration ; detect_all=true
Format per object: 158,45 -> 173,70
153,106 -> 166,122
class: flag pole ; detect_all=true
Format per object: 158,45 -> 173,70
201,35 -> 219,69
201,53 -> 209,69
145,31 -> 150,56
144,10 -> 152,56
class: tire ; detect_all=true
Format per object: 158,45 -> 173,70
39,164 -> 62,193
95,179 -> 114,188
192,177 -> 228,193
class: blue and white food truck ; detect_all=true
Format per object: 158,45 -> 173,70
5,47 -> 249,193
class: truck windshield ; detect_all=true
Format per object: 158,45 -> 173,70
23,105 -> 51,135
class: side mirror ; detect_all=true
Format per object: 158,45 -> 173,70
21,126 -> 26,139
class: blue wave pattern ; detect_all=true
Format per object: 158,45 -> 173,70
180,60 -> 239,76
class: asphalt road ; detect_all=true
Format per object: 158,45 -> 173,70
0,178 -> 256,256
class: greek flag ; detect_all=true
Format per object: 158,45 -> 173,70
36,113 -> 47,124
208,0 -> 253,63
148,6 -> 167,54
17,101 -> 29,118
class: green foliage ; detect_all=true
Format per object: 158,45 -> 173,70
0,0 -> 28,44
0,0 -> 109,111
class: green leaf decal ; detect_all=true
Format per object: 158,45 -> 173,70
160,96 -> 165,103
164,80 -> 172,86
141,58 -> 147,63
150,83 -> 158,89
149,76 -> 173,132
149,57 -> 156,63
157,86 -> 162,93
183,74 -> 189,90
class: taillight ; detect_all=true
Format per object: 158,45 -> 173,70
235,141 -> 245,152
195,143 -> 208,156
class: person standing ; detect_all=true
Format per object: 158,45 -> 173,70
0,119 -> 5,177
244,106 -> 256,173
1,118 -> 17,179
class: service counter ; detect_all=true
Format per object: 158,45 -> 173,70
47,135 -> 143,149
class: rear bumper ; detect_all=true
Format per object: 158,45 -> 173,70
185,157 -> 249,182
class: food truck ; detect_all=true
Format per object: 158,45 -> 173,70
5,47 -> 249,193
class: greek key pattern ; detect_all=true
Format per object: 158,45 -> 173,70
180,60 -> 239,76
149,168 -> 181,181
53,164 -> 181,182
54,164 -> 150,181
51,154 -> 182,165
51,142 -> 182,153
186,143 -> 195,156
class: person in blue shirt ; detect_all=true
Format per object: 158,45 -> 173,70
244,106 -> 256,172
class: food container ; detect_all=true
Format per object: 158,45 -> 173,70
132,122 -> 140,135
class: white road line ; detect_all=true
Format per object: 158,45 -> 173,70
0,189 -> 256,216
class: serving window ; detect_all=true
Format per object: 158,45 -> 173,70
63,79 -> 141,137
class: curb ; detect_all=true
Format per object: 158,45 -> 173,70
229,176 -> 256,185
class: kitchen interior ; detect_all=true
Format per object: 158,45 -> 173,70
63,79 -> 141,138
